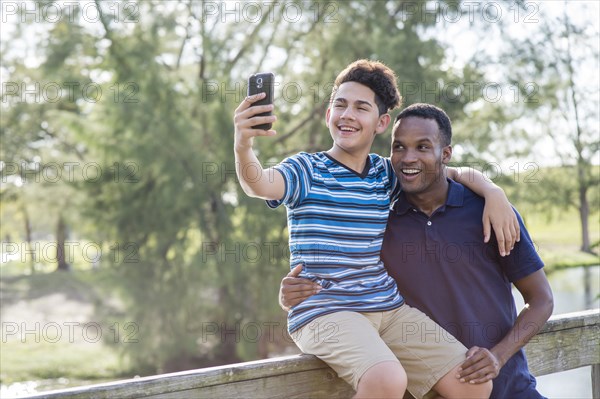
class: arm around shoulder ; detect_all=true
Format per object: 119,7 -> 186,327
448,166 -> 520,256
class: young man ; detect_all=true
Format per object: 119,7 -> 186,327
234,60 -> 508,398
280,103 -> 554,399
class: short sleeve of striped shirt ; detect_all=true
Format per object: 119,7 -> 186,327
382,157 -> 401,204
266,152 -> 314,209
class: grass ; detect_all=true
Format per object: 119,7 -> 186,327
0,270 -> 132,390
0,340 -> 123,384
522,208 -> 600,270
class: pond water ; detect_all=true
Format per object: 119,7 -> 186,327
1,266 -> 598,398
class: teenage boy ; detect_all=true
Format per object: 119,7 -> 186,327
234,60 -> 511,399
280,103 -> 553,399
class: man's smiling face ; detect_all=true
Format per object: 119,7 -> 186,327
391,116 -> 452,195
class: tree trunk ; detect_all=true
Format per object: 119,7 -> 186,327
56,214 -> 71,271
20,201 -> 34,274
578,183 -> 592,254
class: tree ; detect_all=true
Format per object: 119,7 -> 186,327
435,2 -> 599,255
1,5 -> 96,272
503,4 -> 599,254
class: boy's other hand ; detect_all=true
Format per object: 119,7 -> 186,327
234,93 -> 277,151
482,187 -> 520,256
279,265 -> 322,312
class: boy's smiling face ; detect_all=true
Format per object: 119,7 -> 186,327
326,82 -> 390,155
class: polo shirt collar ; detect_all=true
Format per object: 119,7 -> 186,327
394,178 -> 465,215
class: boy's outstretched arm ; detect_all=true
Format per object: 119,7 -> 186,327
448,167 -> 520,256
234,93 -> 284,200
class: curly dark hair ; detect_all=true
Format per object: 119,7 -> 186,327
395,103 -> 452,146
332,59 -> 402,115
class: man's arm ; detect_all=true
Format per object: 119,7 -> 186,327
279,265 -> 321,311
448,167 -> 520,256
456,269 -> 554,383
234,93 -> 285,200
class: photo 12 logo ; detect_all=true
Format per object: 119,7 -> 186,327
1,81 -> 139,104
1,241 -> 140,265
1,1 -> 139,24
1,321 -> 139,344
199,1 -> 339,24
1,161 -> 141,184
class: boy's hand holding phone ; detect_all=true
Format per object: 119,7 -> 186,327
233,73 -> 276,152
233,73 -> 284,201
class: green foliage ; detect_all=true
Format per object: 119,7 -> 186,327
2,0 -> 597,378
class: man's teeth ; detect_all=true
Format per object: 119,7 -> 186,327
339,126 -> 357,132
402,169 -> 420,175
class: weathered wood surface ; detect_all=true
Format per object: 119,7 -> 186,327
24,310 -> 599,399
525,309 -> 600,376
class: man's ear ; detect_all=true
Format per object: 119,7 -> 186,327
325,107 -> 331,125
375,113 -> 391,135
442,145 -> 453,165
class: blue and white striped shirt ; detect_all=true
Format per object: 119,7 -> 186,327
267,152 -> 405,333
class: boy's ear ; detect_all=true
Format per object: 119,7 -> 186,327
442,145 -> 453,165
375,113 -> 391,135
325,107 -> 331,125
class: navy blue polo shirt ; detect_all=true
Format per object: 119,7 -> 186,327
382,179 -> 545,399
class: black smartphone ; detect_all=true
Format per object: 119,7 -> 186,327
247,72 -> 274,130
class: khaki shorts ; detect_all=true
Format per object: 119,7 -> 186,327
291,304 -> 467,399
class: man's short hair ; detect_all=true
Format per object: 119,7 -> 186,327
395,103 -> 452,146
332,59 -> 402,115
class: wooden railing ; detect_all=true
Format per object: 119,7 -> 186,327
25,310 -> 599,399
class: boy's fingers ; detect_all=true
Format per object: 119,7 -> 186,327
249,129 -> 276,137
482,219 -> 491,243
243,92 -> 266,105
246,104 -> 274,115
496,231 -> 506,257
246,114 -> 276,126
234,92 -> 267,113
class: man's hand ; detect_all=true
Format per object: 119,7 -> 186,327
233,93 -> 277,152
279,265 -> 322,312
456,346 -> 502,384
482,187 -> 520,256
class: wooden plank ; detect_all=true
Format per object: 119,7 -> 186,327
525,310 -> 599,376
144,369 -> 354,399
25,310 -> 599,399
25,355 -> 332,399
